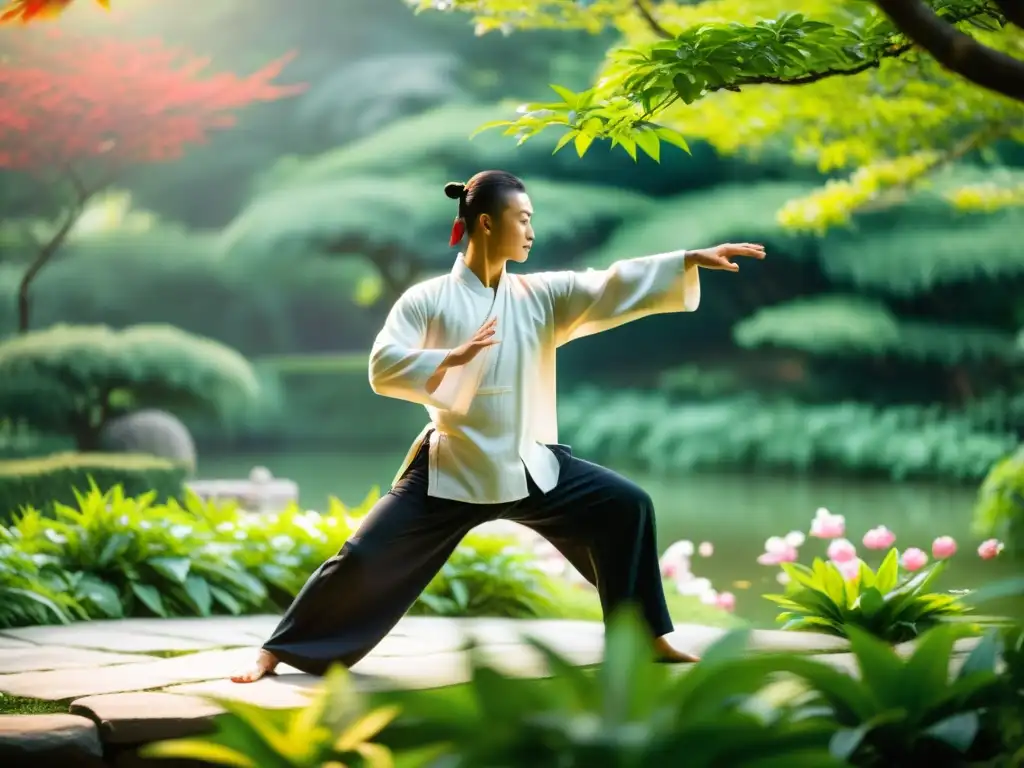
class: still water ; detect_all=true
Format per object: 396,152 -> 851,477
198,450 -> 1021,626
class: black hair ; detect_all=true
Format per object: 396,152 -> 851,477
444,170 -> 526,235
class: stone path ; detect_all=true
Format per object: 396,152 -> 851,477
0,616 -> 978,767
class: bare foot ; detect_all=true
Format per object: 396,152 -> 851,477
653,635 -> 700,663
230,649 -> 279,683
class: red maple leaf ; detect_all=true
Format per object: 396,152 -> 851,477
0,27 -> 305,332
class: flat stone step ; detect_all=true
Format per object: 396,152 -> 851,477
0,636 -> 36,649
0,648 -> 269,700
0,647 -> 154,674
1,625 -> 217,654
0,713 -> 104,767
70,692 -> 223,745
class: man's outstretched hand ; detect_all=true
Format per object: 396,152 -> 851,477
686,243 -> 766,272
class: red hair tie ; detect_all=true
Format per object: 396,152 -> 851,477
449,217 -> 466,247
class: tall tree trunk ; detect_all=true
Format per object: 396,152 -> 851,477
17,205 -> 83,333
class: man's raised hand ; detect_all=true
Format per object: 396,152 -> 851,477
686,243 -> 766,272
444,316 -> 499,368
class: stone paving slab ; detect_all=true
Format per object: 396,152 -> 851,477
0,636 -> 36,649
0,713 -> 105,766
0,646 -> 155,674
164,674 -> 324,711
664,624 -> 850,656
71,692 -> 223,745
0,648 -> 269,700
1,625 -> 217,653
68,617 -> 278,647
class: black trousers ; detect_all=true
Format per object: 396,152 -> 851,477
262,435 -> 673,675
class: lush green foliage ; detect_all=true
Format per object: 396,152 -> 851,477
226,118 -> 655,302
766,551 -> 970,643
142,665 -> 400,768
0,484 -> 614,628
0,451 -> 186,522
973,445 -> 1024,556
558,388 -> 1018,482
411,533 -> 560,619
0,323 -> 261,451
140,604 -> 1024,767
0,524 -> 84,628
735,295 -> 1021,366
419,0 -> 1024,231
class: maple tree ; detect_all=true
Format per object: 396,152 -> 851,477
0,27 -> 304,332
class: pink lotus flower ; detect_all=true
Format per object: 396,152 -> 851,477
862,525 -> 896,550
835,558 -> 862,581
677,576 -> 714,598
810,507 -> 845,539
784,530 -> 806,548
978,539 -> 1005,560
715,591 -> 736,612
757,536 -> 798,565
901,547 -> 928,571
659,540 -> 694,579
827,538 -> 857,563
931,536 -> 957,560
698,541 -> 714,558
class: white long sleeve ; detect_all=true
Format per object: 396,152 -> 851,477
541,250 -> 701,347
368,286 -> 480,412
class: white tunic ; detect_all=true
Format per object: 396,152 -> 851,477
368,249 -> 701,504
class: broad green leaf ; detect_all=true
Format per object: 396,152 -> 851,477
553,130 -> 578,153
922,711 -> 980,752
468,119 -> 513,139
828,710 -> 904,761
210,585 -> 243,615
634,128 -> 660,162
334,705 -> 401,752
523,636 -> 599,711
354,741 -> 395,768
653,126 -> 690,154
76,574 -> 123,618
874,549 -> 899,593
450,579 -> 469,610
574,131 -> 595,157
150,556 -> 192,584
781,561 -> 820,591
956,628 -> 1000,680
855,587 -> 884,619
755,654 -> 877,721
468,663 -> 546,724
844,626 -> 905,708
549,83 -> 578,106
898,625 -> 961,710
598,604 -> 663,723
2,587 -> 72,623
140,739 -> 259,768
131,582 -> 167,617
97,532 -> 132,568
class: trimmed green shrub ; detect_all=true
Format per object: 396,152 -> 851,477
558,388 -> 1018,482
0,452 -> 187,520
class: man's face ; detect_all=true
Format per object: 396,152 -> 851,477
481,191 -> 534,263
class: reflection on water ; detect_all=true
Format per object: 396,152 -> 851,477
198,450 -> 1022,626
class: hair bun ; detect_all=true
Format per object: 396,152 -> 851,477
444,181 -> 466,200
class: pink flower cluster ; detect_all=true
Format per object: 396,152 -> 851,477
658,539 -> 735,613
753,507 -> 1005,581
